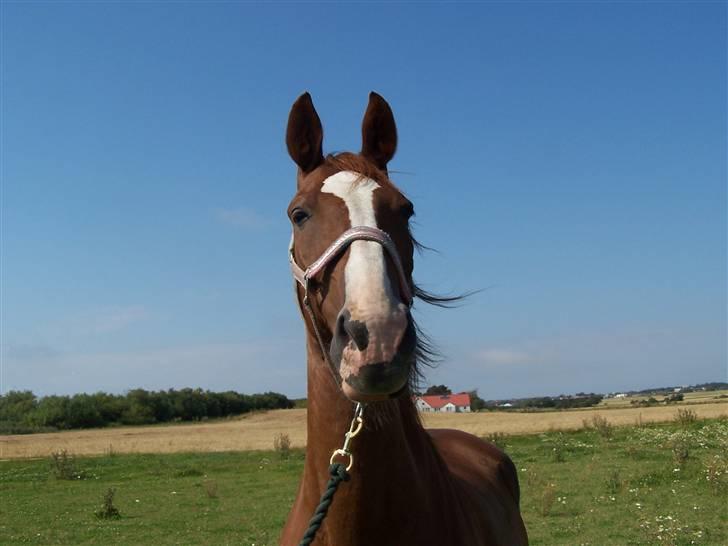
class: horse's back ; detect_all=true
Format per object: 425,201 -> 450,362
428,428 -> 528,545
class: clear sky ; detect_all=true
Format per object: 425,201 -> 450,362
1,1 -> 725,400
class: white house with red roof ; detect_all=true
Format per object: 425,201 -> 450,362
414,392 -> 471,413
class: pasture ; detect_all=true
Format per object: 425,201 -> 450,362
1,415 -> 727,545
2,402 -> 727,459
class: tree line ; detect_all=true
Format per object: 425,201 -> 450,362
0,388 -> 294,434
487,394 -> 604,410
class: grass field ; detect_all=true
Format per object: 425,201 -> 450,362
1,417 -> 726,545
599,390 -> 728,409
2,401 -> 726,459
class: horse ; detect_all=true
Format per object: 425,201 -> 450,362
279,92 -> 528,546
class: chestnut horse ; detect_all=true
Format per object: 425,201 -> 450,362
280,92 -> 528,546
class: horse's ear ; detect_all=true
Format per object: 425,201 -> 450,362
361,92 -> 397,171
286,92 -> 324,175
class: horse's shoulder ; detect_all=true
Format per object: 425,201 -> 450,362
427,428 -> 521,506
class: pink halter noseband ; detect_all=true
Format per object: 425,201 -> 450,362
289,225 -> 413,307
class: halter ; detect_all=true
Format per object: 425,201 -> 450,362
289,225 -> 413,385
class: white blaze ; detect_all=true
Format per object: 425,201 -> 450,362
321,171 -> 396,313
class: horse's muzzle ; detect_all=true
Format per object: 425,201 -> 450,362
333,310 -> 416,401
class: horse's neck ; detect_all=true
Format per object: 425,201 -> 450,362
302,339 -> 451,543
304,337 -> 427,465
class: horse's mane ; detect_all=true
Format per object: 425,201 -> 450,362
324,152 -> 390,186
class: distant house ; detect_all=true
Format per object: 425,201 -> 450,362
614,393 -> 627,399
414,393 -> 471,413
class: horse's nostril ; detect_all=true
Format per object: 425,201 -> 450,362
343,317 -> 369,351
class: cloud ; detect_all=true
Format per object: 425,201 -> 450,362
475,348 -> 532,366
2,340 -> 306,397
64,305 -> 150,336
215,208 -> 269,230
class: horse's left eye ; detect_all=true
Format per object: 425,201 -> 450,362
291,208 -> 310,226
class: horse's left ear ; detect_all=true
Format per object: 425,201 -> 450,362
361,92 -> 397,171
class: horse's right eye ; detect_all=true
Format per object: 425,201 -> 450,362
291,208 -> 310,226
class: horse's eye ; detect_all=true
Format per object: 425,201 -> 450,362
291,208 -> 310,226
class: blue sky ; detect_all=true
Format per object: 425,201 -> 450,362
1,2 -> 725,399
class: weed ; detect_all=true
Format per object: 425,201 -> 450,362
605,469 -> 623,494
49,449 -> 85,480
175,466 -> 204,477
704,453 -> 728,496
589,415 -> 613,439
273,433 -> 291,458
675,408 -> 697,427
485,432 -> 507,450
95,488 -> 121,520
550,443 -> 565,463
203,479 -> 218,499
670,434 -> 690,467
539,483 -> 557,516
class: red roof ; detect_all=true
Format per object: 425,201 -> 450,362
416,392 -> 471,409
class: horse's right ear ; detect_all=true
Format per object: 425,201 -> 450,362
286,92 -> 324,176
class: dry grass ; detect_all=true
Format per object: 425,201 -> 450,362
599,389 -> 728,408
1,402 -> 726,460
421,402 -> 727,437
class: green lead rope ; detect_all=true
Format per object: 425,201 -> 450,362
298,463 -> 351,546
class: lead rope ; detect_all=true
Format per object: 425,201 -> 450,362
297,279 -> 364,546
298,403 -> 365,546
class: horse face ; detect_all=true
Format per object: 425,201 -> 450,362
286,93 -> 416,402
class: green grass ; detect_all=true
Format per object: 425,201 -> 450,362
1,419 -> 726,545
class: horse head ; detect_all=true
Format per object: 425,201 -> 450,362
286,92 -> 417,403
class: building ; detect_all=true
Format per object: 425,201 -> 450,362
414,392 -> 471,413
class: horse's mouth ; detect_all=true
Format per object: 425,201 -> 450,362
340,359 -> 410,402
331,313 -> 416,402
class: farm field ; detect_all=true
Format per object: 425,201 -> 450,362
599,390 -> 728,408
2,401 -> 726,459
1,418 -> 726,545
